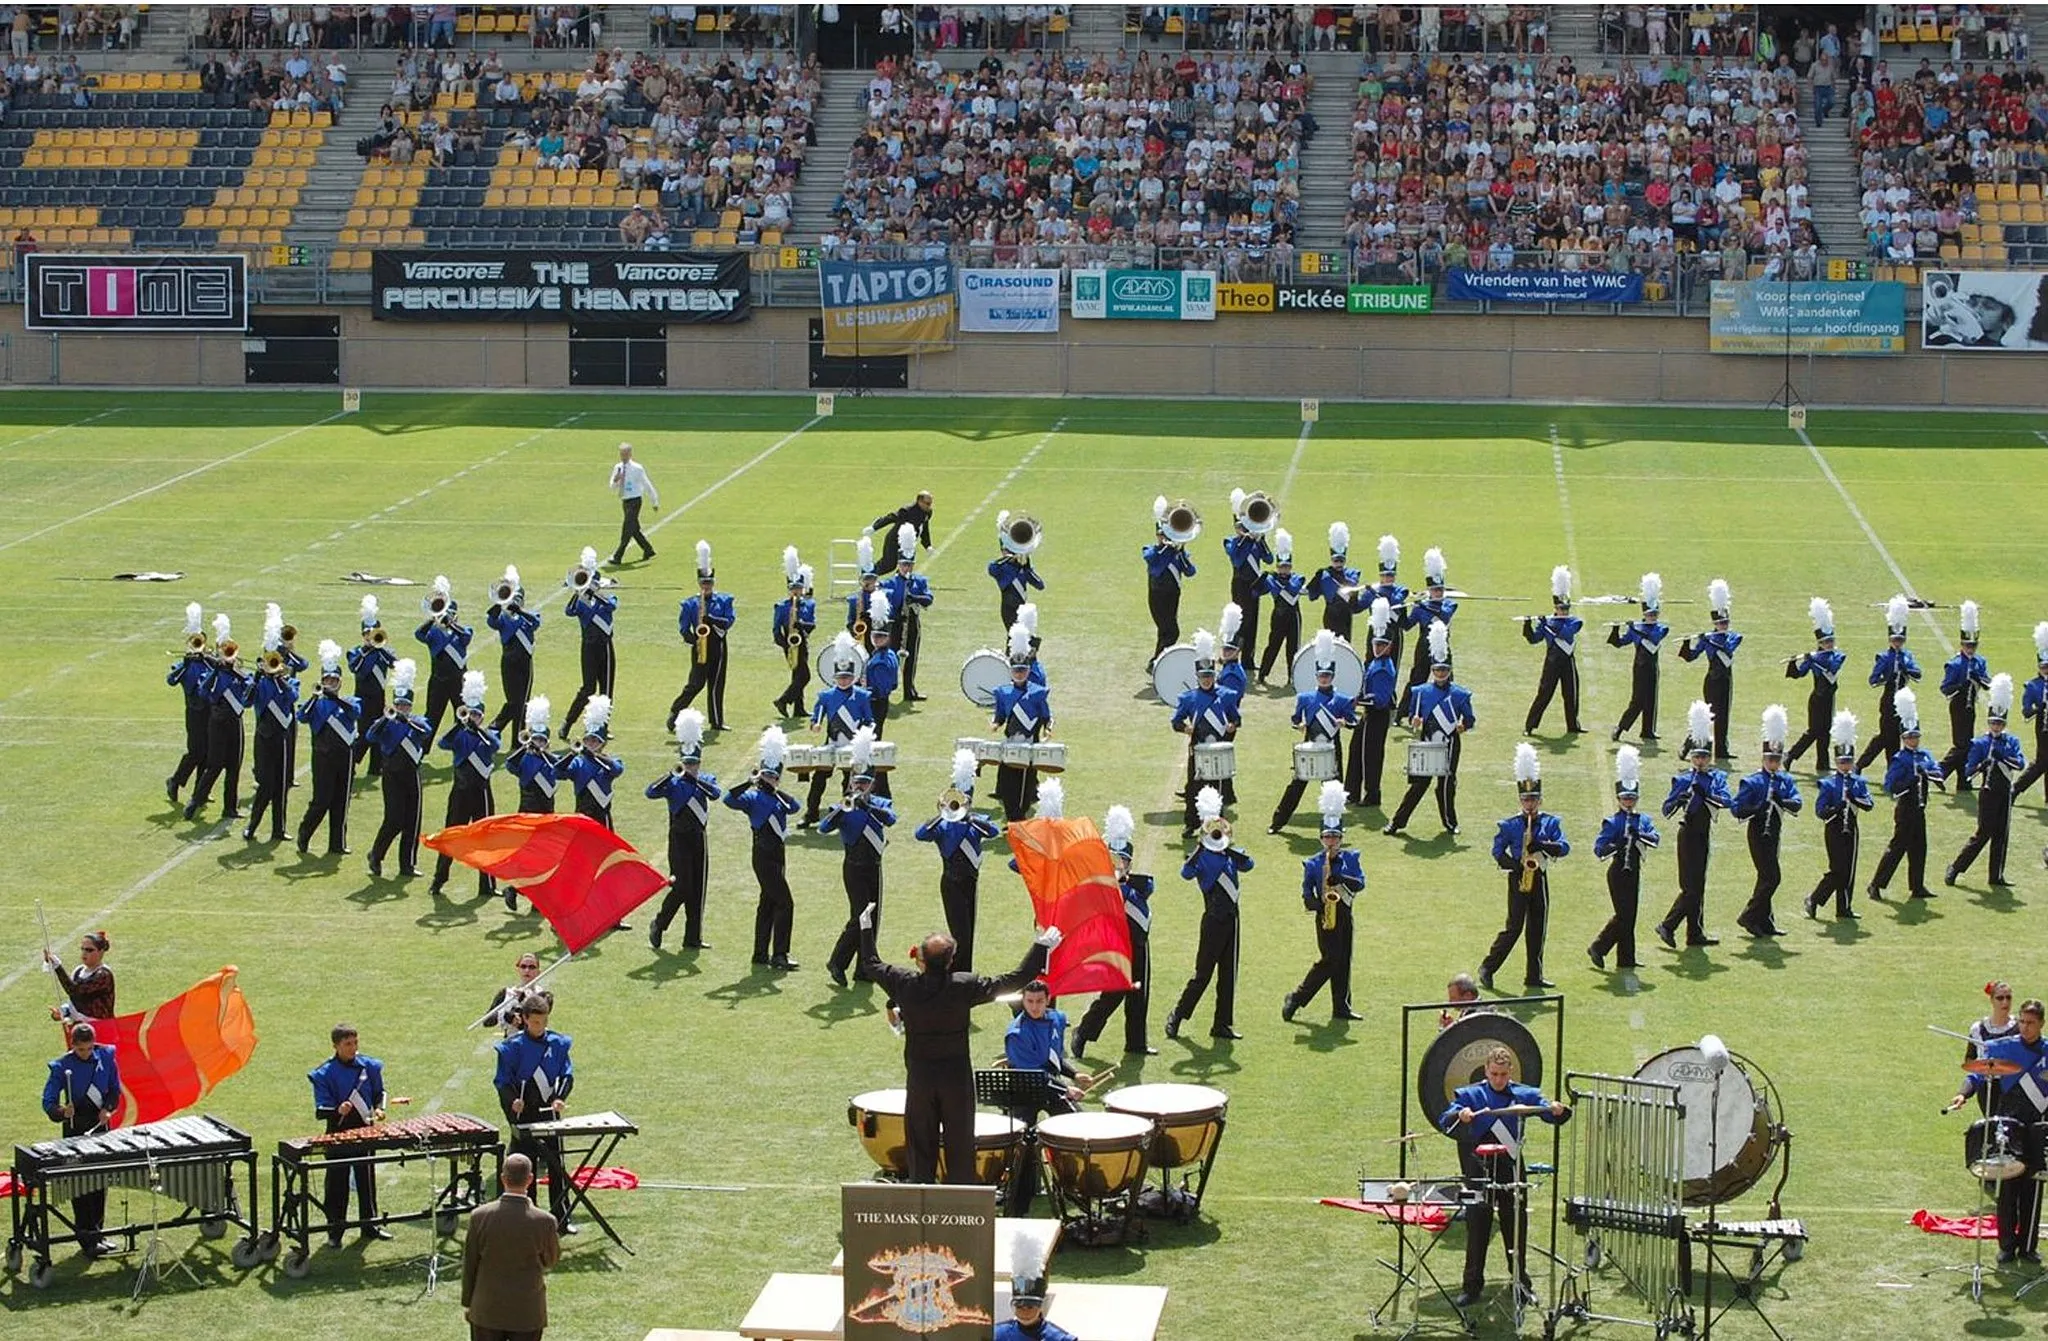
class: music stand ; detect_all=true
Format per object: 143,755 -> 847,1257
976,1068 -> 1053,1210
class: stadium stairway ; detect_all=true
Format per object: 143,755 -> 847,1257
1291,71 -> 1357,252
789,67 -> 864,247
1801,86 -> 1862,259
1064,5 -> 1126,48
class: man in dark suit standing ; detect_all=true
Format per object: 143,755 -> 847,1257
462,1153 -> 560,1341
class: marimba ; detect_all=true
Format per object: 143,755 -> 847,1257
270,1112 -> 501,1277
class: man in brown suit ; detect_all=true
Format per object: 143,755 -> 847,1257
462,1153 -> 561,1341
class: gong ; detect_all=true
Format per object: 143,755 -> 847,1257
1416,1011 -> 1543,1132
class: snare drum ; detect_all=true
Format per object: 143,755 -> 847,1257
1292,741 -> 1339,781
953,737 -> 990,767
1036,1111 -> 1154,1201
1029,742 -> 1067,773
784,744 -> 834,775
971,738 -> 1006,765
1104,1084 -> 1229,1172
1001,741 -> 1036,768
1192,741 -> 1237,781
868,741 -> 898,772
1406,739 -> 1451,778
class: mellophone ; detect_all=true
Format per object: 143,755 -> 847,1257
952,736 -> 1068,774
270,1112 -> 502,1277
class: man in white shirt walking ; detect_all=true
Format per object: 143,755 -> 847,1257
608,443 -> 659,566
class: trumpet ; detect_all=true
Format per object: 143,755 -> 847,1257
259,649 -> 287,675
280,623 -> 298,646
1000,511 -> 1043,557
1237,490 -> 1278,535
1160,500 -> 1201,546
367,626 -> 389,648
182,632 -> 209,655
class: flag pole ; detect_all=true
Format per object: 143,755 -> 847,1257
465,951 -> 575,1031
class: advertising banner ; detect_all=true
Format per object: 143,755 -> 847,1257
1070,268 -> 1217,320
371,251 -> 750,322
820,258 -> 956,355
1446,269 -> 1644,304
1347,284 -> 1434,314
1921,269 -> 2048,351
957,268 -> 1060,333
25,253 -> 247,331
841,1183 -> 997,1339
1709,280 -> 1908,354
1217,281 -> 1274,314
1215,282 -> 1436,316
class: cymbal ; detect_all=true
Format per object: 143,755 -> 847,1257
1963,1058 -> 2024,1078
1382,1131 -> 1428,1144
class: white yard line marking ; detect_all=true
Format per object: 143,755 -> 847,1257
2036,430 -> 2048,446
1796,427 -> 1954,655
1548,423 -> 1578,559
644,415 -> 825,541
928,417 -> 1067,561
0,407 -> 122,450
1277,419 -> 1313,503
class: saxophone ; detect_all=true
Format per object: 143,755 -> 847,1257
1320,853 -> 1340,931
1519,813 -> 1541,893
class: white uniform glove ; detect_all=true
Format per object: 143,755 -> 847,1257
1034,925 -> 1063,950
857,902 -> 877,932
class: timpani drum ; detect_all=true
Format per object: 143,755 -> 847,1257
1151,644 -> 1199,703
1104,1084 -> 1228,1173
1292,741 -> 1339,781
960,649 -> 1010,708
848,1089 -> 910,1175
1406,739 -> 1451,778
1029,742 -> 1067,773
1192,741 -> 1237,781
1036,1111 -> 1154,1201
1632,1046 -> 1784,1206
1291,639 -> 1365,698
961,1113 -> 1027,1187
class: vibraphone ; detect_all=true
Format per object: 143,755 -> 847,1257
520,1110 -> 639,1253
270,1112 -> 501,1277
8,1114 -> 261,1288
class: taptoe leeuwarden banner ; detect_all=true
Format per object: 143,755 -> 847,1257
819,258 -> 958,355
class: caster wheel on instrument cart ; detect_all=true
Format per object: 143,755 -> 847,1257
1585,1236 -> 1603,1269
230,1237 -> 263,1269
199,1217 -> 228,1241
257,1232 -> 280,1262
29,1260 -> 54,1290
282,1248 -> 311,1279
1782,1238 -> 1803,1263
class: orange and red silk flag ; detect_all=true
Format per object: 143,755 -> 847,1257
88,967 -> 258,1129
422,813 -> 669,954
1004,816 -> 1134,996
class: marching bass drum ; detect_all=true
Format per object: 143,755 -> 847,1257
814,641 -> 868,686
1292,638 -> 1365,698
960,648 -> 1010,708
1631,1045 -> 1784,1206
1151,644 -> 1199,704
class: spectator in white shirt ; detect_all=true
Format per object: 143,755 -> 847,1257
608,444 -> 660,565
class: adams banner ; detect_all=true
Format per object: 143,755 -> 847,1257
819,258 -> 957,355
371,251 -> 751,322
1709,280 -> 1908,354
1921,269 -> 2048,350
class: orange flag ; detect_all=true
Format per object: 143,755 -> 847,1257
423,812 -> 669,954
88,967 -> 258,1128
1004,817 -> 1134,996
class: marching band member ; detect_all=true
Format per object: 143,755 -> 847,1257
1349,602 -> 1400,808
1608,573 -> 1666,743
1869,689 -> 1943,901
1164,786 -> 1253,1041
1384,623 -> 1472,838
1404,548 -> 1457,689
1731,706 -> 1802,938
1366,536 -> 1407,673
348,596 -> 394,778
1784,599 -> 1843,769
1963,982 -> 2020,1118
273,603 -> 308,676
988,510 -> 1045,634
1806,711 -> 1875,920
493,993 -> 575,1231
998,1225 -> 1077,1341
1937,601 -> 1991,788
1589,747 -> 1658,971
1948,997 -> 2048,1266
872,490 -> 933,571
882,522 -> 934,701
1482,745 -> 1568,990
864,590 -> 902,735
185,615 -> 249,822
1216,603 -> 1250,701
727,727 -> 802,970
1018,602 -> 1050,687
847,536 -> 880,642
1440,1045 -> 1571,1309
560,547 -> 617,738
1255,528 -> 1305,685
2014,623 -> 2048,802
415,575 -> 472,736
771,548 -> 817,720
805,633 -> 876,827
42,929 -> 115,1024
482,952 -> 548,1038
1143,497 -> 1198,659
486,566 -> 540,738
646,710 -> 721,952
431,671 -> 499,904
42,1022 -> 120,1258
308,1023 -> 390,1246
1860,595 -> 1922,770
1947,673 -> 2026,889
1522,566 -> 1585,735
1002,966 -> 1085,1214
1678,580 -> 1741,759
507,696 -> 564,815
1282,783 -> 1366,1023
991,621 -> 1053,823
1172,631 -> 1241,836
1306,522 -> 1362,641
914,751 -> 1001,973
670,540 -> 734,733
245,608 -> 300,842
364,659 -> 429,880
823,729 -> 897,989
565,696 -> 622,830
1074,806 -> 1156,1059
1223,489 -> 1272,668
295,640 -> 360,856
166,602 -> 211,803
1270,630 -> 1357,834
1655,703 -> 1735,949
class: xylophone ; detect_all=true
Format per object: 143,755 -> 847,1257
9,1114 -> 262,1288
519,1110 -> 638,1253
270,1113 -> 502,1277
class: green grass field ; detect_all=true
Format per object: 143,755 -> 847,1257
1,389 -> 2046,1340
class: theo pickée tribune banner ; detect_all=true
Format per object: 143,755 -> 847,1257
819,258 -> 957,356
371,251 -> 751,322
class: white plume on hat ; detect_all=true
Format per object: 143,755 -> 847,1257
1153,495 -> 1169,525
1961,599 -> 1980,639
797,563 -> 815,590
868,589 -> 893,626
1708,578 -> 1731,615
1990,672 -> 2014,718
950,748 -> 977,796
1687,700 -> 1715,751
1369,597 -> 1393,641
2036,621 -> 2048,664
1761,703 -> 1789,746
1219,602 -> 1243,644
317,638 -> 343,674
1313,626 -> 1337,669
431,575 -> 451,602
1272,526 -> 1293,562
183,602 -> 203,636
360,593 -> 380,626
896,522 -> 917,563
1009,1220 -> 1056,1297
266,600 -> 283,629
759,725 -> 788,772
391,657 -> 418,700
1895,687 -> 1920,734
856,534 -> 875,575
1230,486 -> 1248,516
1193,628 -> 1217,665
695,538 -> 713,576
1428,620 -> 1450,667
1830,709 -> 1858,753
1615,745 -> 1643,792
1551,565 -> 1572,602
996,509 -> 1010,535
1196,786 -> 1224,825
1019,603 -> 1039,637
462,670 -> 487,709
1886,593 -> 1910,634
1318,779 -> 1347,829
1102,804 -> 1135,852
1810,596 -> 1834,635
1329,521 -> 1350,556
1424,546 -> 1447,585
1513,741 -> 1540,785
580,545 -> 599,572
832,628 -> 858,669
1639,572 -> 1661,609
783,545 -> 802,585
850,724 -> 876,771
526,695 -> 552,738
1037,776 -> 1065,818
1378,534 -> 1400,572
676,708 -> 705,753
581,694 -> 612,739
262,604 -> 284,651
1009,621 -> 1033,660
213,612 -> 231,645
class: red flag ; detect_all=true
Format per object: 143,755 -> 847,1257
422,813 -> 669,954
87,967 -> 259,1128
1004,817 -> 1134,996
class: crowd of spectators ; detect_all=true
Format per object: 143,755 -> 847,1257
1137,6 -> 1552,55
1598,7 -> 1757,60
195,46 -> 349,118
826,46 -> 1315,274
647,5 -> 797,51
185,6 -> 606,52
2,5 -> 144,52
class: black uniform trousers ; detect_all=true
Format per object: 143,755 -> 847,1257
1807,812 -> 1861,916
432,779 -> 496,898
1738,816 -> 1783,931
1459,1146 -> 1532,1297
750,825 -> 795,962
1271,733 -> 1342,829
1524,649 -> 1581,733
1784,685 -> 1835,767
368,758 -> 423,873
1406,636 -> 1435,695
1387,734 -> 1461,832
488,647 -> 533,737
996,758 -> 1040,822
868,699 -> 895,802
1993,1108 -> 2044,1256
1870,796 -> 1930,897
773,640 -> 811,716
670,636 -> 729,730
1170,894 -> 1239,1033
939,851 -> 980,973
188,705 -> 246,815
1854,685 -> 1901,771
999,587 -> 1025,636
1613,645 -> 1660,740
560,634 -> 615,737
1659,814 -> 1713,943
170,693 -> 210,791
898,610 -> 923,698
508,1106 -> 572,1226
827,847 -> 884,979
654,815 -> 709,946
423,659 -> 463,737
1321,604 -> 1355,642
907,1055 -> 977,1186
1148,576 -> 1183,659
1004,1088 -> 1081,1216
1952,771 -> 2015,884
1704,667 -> 1734,757
1591,856 -> 1642,969
2015,722 -> 2048,801
351,679 -> 386,777
1348,706 -> 1392,806
322,1122 -> 381,1231
297,736 -> 353,852
1483,872 -> 1549,986
1256,602 -> 1300,682
1288,901 -> 1355,1017
1229,569 -> 1262,668
612,495 -> 654,563
59,1107 -> 108,1246
804,759 -> 850,823
1937,695 -> 1978,786
1075,922 -> 1149,1053
247,722 -> 291,839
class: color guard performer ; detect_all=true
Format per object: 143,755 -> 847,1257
1947,997 -> 2048,1267
771,548 -> 817,720
1223,489 -> 1273,668
1172,631 -> 1241,836
364,659 -> 429,880
1164,787 -> 1253,1041
1784,598 -> 1843,769
1440,1046 -> 1571,1309
727,727 -> 801,970
493,993 -> 574,1231
1270,629 -> 1357,834
1947,673 -> 2026,889
1937,601 -> 1990,788
507,697 -> 564,815
482,952 -> 548,1038
1366,536 -> 1407,673
824,729 -> 897,988
804,633 -> 876,826
1384,623 -> 1472,838
1869,688 -> 1943,901
1306,522 -> 1362,641
1677,580 -> 1740,760
1404,548 -> 1457,689
1589,747 -> 1658,971
1255,528 -> 1305,685
308,1024 -> 391,1246
184,615 -> 249,822
646,710 -> 720,951
670,540 -> 734,732
166,602 -> 211,802
1143,497 -> 1197,659
1482,745 -> 1568,990
914,751 -> 1001,973
431,672 -> 499,904
295,641 -> 360,856
1731,705 -> 1801,938
42,1022 -> 119,1258
1859,595 -> 1922,770
348,596 -> 394,778
415,575 -> 472,736
1607,573 -> 1666,743
245,610 -> 300,842
882,522 -> 934,701
991,622 -> 1053,823
1282,783 -> 1366,1023
1963,982 -> 2020,1118
872,491 -> 933,571
42,929 -> 114,1024
565,696 -> 622,829
1805,711 -> 1875,920
2013,623 -> 2048,802
1073,806 -> 1156,1059
988,510 -> 1045,634
1655,703 -> 1734,948
1522,566 -> 1585,735
560,547 -> 617,737
485,567 -> 540,738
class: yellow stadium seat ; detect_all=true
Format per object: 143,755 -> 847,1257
692,229 -> 715,247
1993,182 -> 2018,201
715,229 -> 737,247
2023,203 -> 2048,225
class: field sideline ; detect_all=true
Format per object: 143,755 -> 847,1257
1,390 -> 2045,1339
